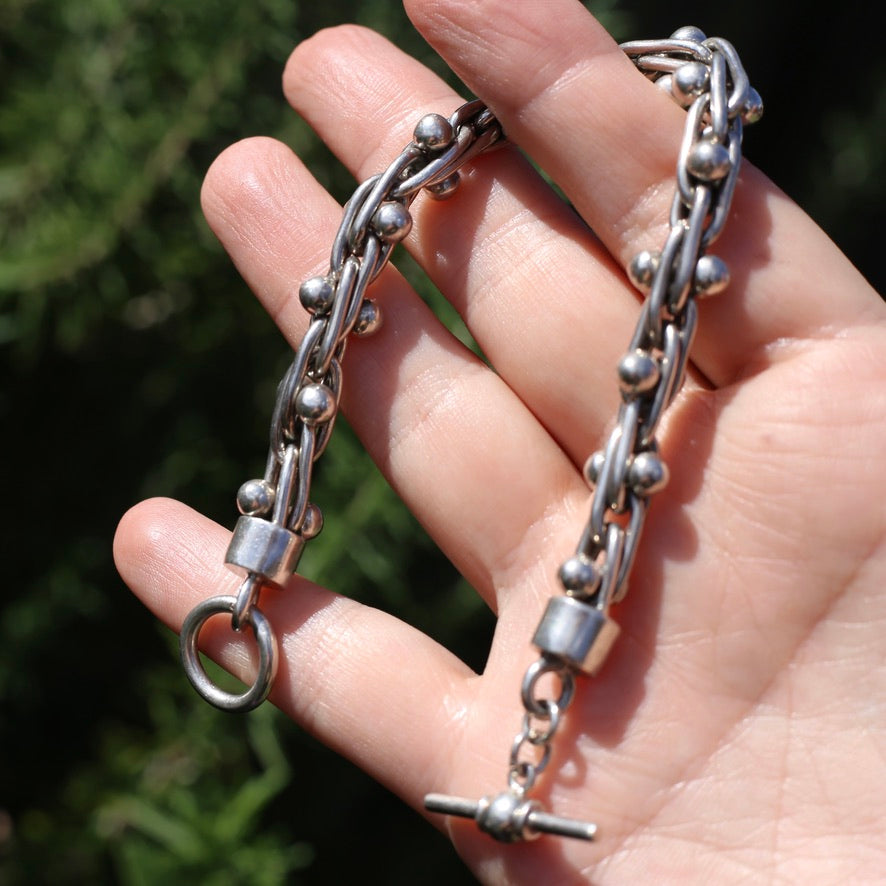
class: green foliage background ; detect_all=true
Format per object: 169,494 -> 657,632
1,1 -> 881,883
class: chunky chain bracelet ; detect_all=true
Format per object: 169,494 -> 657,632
180,25 -> 761,843
180,99 -> 504,711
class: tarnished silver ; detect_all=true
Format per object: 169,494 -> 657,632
181,100 -> 504,711
426,26 -> 761,843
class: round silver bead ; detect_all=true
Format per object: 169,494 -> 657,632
236,479 -> 275,517
742,86 -> 764,125
427,173 -> 461,200
672,62 -> 710,107
694,254 -> 730,296
670,25 -> 707,43
476,792 -> 539,843
618,350 -> 660,395
371,202 -> 413,242
413,113 -> 454,151
686,139 -> 731,181
584,450 -> 605,487
627,249 -> 661,292
353,299 -> 382,336
299,502 -> 324,539
295,383 -> 337,425
298,276 -> 335,315
559,555 -> 600,595
628,452 -> 669,496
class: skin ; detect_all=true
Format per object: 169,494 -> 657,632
114,2 -> 886,883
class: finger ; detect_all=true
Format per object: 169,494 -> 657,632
283,24 -> 663,464
113,497 -> 481,811
201,136 -> 589,611
402,0 -> 885,384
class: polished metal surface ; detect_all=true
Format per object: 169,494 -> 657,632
180,593 -> 278,712
424,792 -> 597,842
425,25 -> 761,843
532,595 -> 621,675
224,516 -> 306,587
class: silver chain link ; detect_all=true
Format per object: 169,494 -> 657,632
180,100 -> 504,712
560,26 -> 761,609
508,657 -> 575,795
426,26 -> 762,843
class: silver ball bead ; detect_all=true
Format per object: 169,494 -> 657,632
295,383 -> 337,425
655,73 -> 675,101
371,202 -> 413,242
236,479 -> 275,517
618,350 -> 660,395
476,792 -> 537,843
742,86 -> 764,125
671,25 -> 707,43
427,173 -> 461,200
628,452 -> 669,495
672,62 -> 710,107
299,502 -> 324,539
627,250 -> 661,292
353,299 -> 382,336
413,113 -> 454,151
694,254 -> 730,296
583,450 -> 606,486
299,276 -> 335,314
559,555 -> 600,595
686,139 -> 731,181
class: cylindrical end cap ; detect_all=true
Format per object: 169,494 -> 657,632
532,595 -> 620,675
225,516 -> 305,587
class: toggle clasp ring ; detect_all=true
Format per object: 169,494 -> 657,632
180,594 -> 278,712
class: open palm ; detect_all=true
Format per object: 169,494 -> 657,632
115,1 -> 886,882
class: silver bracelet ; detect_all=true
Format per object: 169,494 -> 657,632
180,25 -> 761,844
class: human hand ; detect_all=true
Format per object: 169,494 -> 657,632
114,1 -> 886,882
